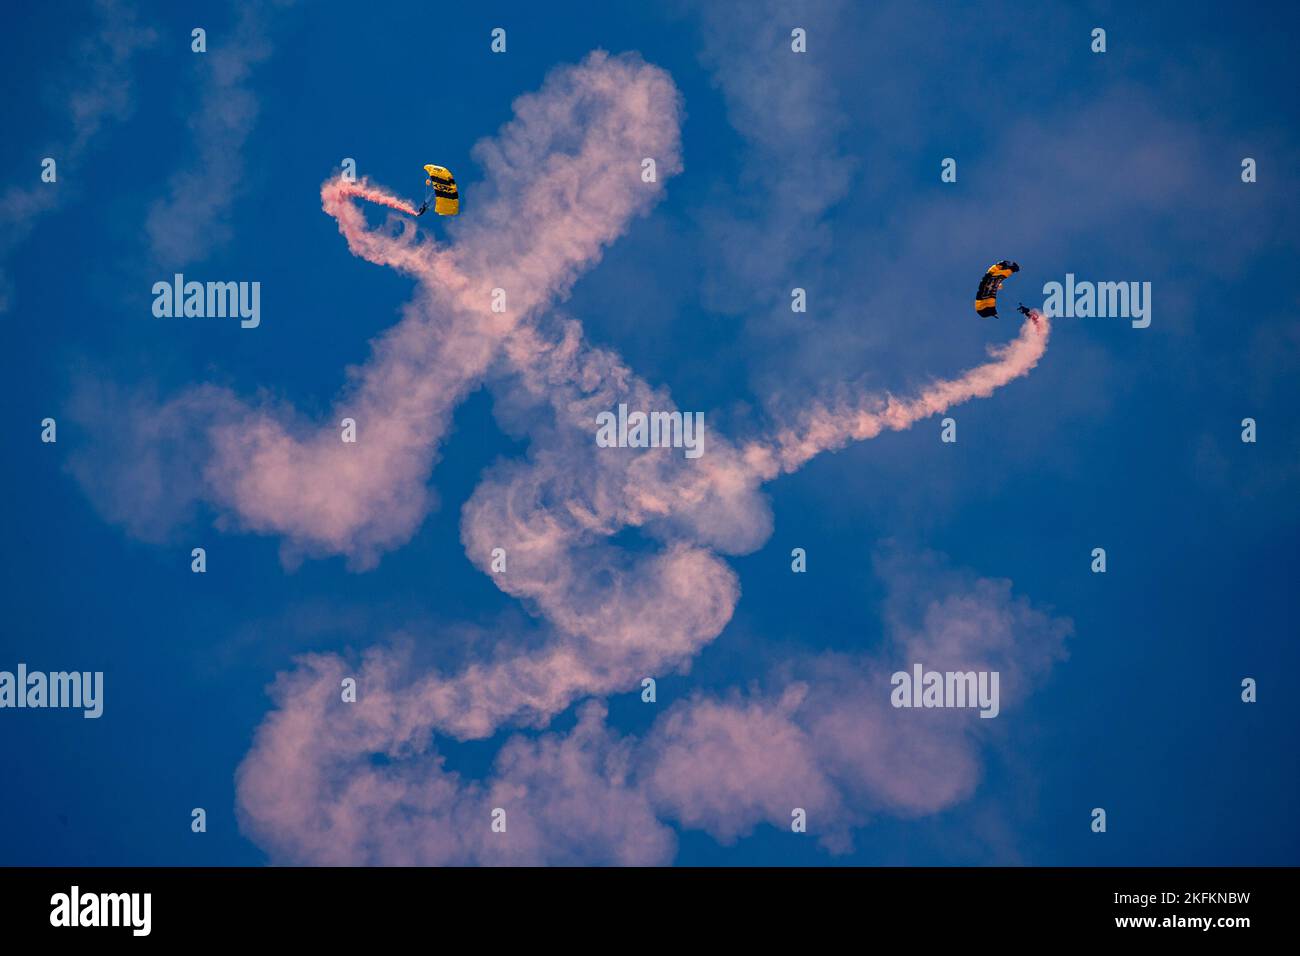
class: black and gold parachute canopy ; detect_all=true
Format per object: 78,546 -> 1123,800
974,260 -> 1019,317
422,164 -> 459,216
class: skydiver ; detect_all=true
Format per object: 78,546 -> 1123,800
1017,303 -> 1041,327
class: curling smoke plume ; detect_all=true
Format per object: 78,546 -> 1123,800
65,51 -> 1065,864
333,178 -> 420,217
749,315 -> 1051,477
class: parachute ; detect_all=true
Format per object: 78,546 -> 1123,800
416,164 -> 459,217
974,260 -> 1019,317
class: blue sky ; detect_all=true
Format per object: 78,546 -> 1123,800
1,0 -> 1297,865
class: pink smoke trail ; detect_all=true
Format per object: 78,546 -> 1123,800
70,48 -> 1066,864
330,177 -> 420,216
320,176 -> 469,291
744,313 -> 1052,479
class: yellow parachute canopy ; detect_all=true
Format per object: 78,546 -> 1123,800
422,164 -> 459,216
973,260 -> 1019,317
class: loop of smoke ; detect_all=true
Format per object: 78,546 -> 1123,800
69,51 -> 1061,863
331,179 -> 419,217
